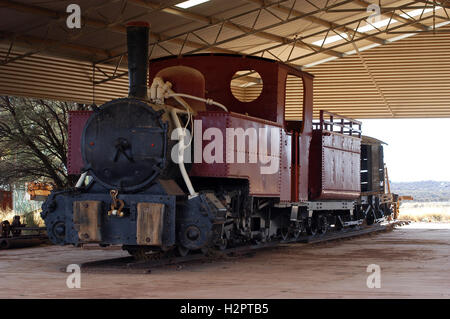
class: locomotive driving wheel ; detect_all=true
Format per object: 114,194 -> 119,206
317,215 -> 328,234
306,217 -> 318,236
293,220 -> 305,240
281,228 -> 290,241
366,209 -> 375,225
293,225 -> 303,240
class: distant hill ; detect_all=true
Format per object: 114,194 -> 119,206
390,181 -> 450,202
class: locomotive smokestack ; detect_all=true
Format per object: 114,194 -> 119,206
126,21 -> 149,100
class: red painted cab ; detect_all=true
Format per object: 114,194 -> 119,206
309,111 -> 362,200
149,55 -> 315,202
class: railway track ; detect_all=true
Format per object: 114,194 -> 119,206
0,234 -> 48,250
78,220 -> 410,274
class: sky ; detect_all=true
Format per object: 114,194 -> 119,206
360,118 -> 450,183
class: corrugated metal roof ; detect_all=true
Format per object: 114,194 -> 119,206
1,0 -> 450,118
0,49 -> 128,104
308,32 -> 450,118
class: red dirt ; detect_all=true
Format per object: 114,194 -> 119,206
0,222 -> 448,298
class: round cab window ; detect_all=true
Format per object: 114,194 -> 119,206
230,70 -> 263,102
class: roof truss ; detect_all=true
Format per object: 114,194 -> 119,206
1,0 -> 450,118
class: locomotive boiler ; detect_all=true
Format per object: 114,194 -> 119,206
41,22 -> 393,258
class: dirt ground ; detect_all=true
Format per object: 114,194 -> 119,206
0,222 -> 449,298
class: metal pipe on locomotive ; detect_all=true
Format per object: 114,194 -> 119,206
41,22 -> 394,257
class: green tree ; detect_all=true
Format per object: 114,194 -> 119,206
0,96 -> 79,188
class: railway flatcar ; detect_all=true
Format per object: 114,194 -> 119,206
41,22 -> 394,257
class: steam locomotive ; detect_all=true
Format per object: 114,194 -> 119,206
41,22 -> 392,257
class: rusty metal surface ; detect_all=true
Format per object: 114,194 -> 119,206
148,55 -> 315,200
73,200 -> 102,242
136,203 -> 165,246
149,55 -> 313,125
309,131 -> 361,200
27,182 -> 53,201
158,179 -> 185,196
226,115 -> 282,197
189,112 -> 228,178
68,111 -> 93,175
189,112 -> 283,197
